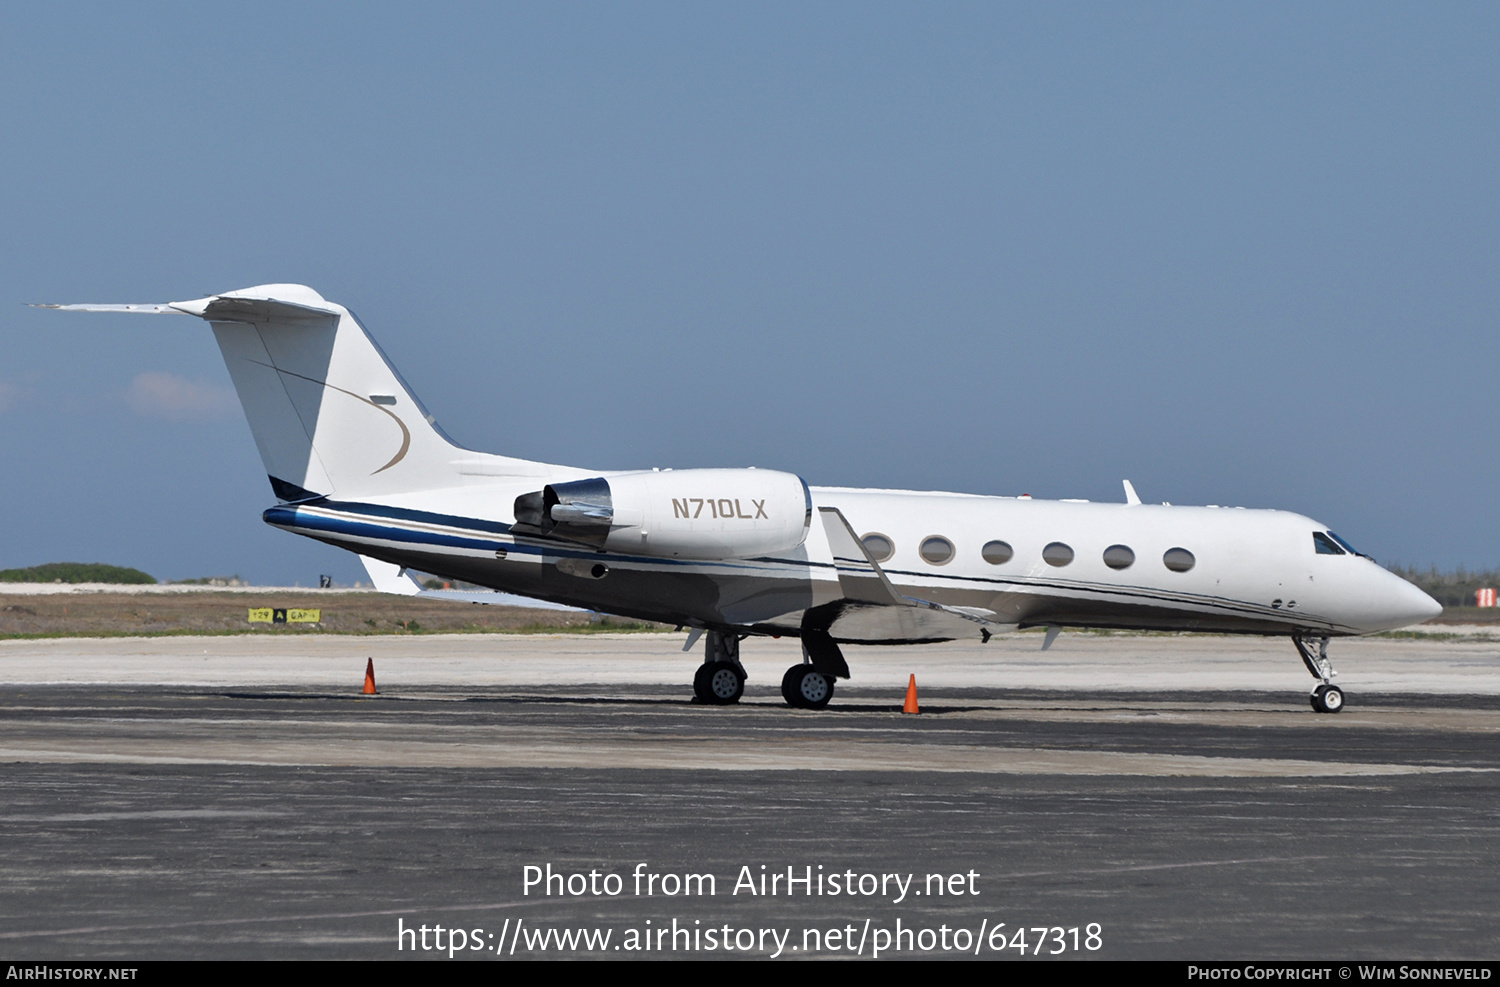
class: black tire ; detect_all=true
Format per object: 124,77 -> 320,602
1312,684 -> 1344,714
694,661 -> 743,705
781,665 -> 833,710
781,664 -> 806,708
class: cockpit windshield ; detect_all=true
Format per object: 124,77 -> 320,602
1313,532 -> 1345,555
1332,531 -> 1374,552
1327,532 -> 1363,555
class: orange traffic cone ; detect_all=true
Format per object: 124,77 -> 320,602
903,674 -> 919,714
362,658 -> 378,695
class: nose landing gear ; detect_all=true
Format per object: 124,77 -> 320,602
1310,683 -> 1344,713
1293,634 -> 1344,714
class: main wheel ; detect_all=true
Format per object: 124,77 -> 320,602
694,661 -> 744,705
781,664 -> 804,707
1311,684 -> 1344,714
781,664 -> 834,709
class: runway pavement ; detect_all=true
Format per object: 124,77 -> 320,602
0,631 -> 1497,960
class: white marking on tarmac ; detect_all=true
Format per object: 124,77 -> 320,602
0,742 -> 1489,777
0,901 -> 537,941
0,809 -> 285,822
1002,854 -> 1333,879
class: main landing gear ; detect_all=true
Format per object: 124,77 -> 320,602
781,664 -> 834,709
781,628 -> 847,710
689,627 -> 850,710
692,630 -> 746,705
1293,634 -> 1344,714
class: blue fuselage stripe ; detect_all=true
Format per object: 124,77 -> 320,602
264,507 -> 503,553
308,499 -> 513,535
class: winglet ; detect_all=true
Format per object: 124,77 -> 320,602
1123,480 -> 1141,506
818,507 -> 906,607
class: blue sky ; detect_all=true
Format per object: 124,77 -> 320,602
2,3 -> 1496,584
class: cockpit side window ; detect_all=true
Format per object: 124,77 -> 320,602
1313,531 -> 1346,555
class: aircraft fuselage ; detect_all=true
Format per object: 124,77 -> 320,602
265,480 -> 1439,641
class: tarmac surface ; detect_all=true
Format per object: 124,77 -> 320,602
1,631 -> 1498,960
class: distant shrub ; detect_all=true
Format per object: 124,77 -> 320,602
1388,564 -> 1500,608
0,562 -> 157,584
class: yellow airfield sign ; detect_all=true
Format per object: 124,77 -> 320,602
248,608 -> 321,624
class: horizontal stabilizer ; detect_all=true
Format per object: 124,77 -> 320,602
37,288 -> 345,323
171,292 -> 340,323
32,303 -> 184,314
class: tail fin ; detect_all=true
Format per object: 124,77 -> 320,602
169,284 -> 464,499
42,283 -> 566,500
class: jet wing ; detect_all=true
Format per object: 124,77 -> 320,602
816,507 -> 1014,642
816,601 -> 1001,643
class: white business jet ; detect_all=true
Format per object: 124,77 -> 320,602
43,285 -> 1441,713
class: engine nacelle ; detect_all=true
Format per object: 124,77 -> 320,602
513,468 -> 811,560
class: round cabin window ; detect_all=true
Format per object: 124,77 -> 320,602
1102,544 -> 1135,569
1042,542 -> 1074,567
981,540 -> 1014,565
861,533 -> 894,563
920,536 -> 955,565
1163,547 -> 1196,573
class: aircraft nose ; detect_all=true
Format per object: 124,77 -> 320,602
1387,571 -> 1443,626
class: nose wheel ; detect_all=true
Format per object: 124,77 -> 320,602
1310,683 -> 1344,714
1294,634 -> 1345,714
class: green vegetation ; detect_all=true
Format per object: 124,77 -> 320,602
0,620 -> 669,642
1387,565 -> 1500,609
0,562 -> 156,584
1373,629 -> 1499,641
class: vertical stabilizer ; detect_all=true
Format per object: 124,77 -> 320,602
169,285 -> 462,500
43,283 -> 566,501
